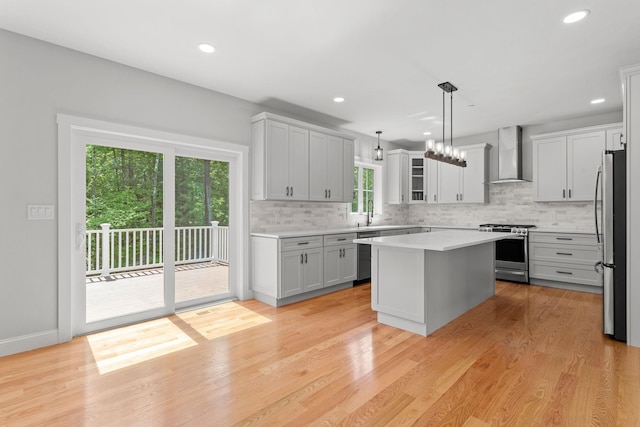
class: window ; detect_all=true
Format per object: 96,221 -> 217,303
352,163 -> 381,214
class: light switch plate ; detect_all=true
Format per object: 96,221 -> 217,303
27,204 -> 55,220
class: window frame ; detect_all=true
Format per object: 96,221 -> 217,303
351,161 -> 382,215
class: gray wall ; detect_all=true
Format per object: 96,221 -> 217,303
0,29 -> 383,347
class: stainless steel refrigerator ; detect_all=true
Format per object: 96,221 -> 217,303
595,149 -> 627,342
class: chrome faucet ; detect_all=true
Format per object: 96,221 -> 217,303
366,199 -> 374,226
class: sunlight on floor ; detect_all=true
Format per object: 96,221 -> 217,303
177,302 -> 272,340
87,318 -> 197,375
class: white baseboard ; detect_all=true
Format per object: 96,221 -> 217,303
0,329 -> 60,357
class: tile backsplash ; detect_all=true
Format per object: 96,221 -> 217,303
250,182 -> 596,233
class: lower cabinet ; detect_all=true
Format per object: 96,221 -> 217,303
251,233 -> 357,306
529,232 -> 601,290
324,233 -> 357,287
281,247 -> 324,297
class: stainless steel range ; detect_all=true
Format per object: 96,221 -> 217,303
478,224 -> 536,283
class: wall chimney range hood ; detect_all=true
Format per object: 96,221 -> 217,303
491,125 -> 529,183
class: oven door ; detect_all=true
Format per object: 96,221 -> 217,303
495,235 -> 529,283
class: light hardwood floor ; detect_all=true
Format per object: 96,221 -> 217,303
1,282 -> 639,426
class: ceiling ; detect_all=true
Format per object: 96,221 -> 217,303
1,0 -> 639,146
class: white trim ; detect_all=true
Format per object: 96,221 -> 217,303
530,122 -> 623,140
0,330 -> 59,357
250,112 -> 355,140
57,114 -> 250,342
352,161 -> 382,215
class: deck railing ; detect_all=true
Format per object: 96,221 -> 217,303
86,222 -> 229,277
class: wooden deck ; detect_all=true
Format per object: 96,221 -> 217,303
2,281 -> 639,426
86,263 -> 229,322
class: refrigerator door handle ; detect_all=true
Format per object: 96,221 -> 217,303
594,165 -> 602,245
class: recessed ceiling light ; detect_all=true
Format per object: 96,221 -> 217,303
333,97 -> 345,103
563,10 -> 590,24
423,131 -> 432,136
198,43 -> 216,53
591,98 -> 605,104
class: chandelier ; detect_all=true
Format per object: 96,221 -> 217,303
424,81 -> 467,167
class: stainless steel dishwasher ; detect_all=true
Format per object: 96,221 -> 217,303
356,230 -> 380,281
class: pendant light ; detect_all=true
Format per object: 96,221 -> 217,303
424,81 -> 467,167
374,130 -> 383,161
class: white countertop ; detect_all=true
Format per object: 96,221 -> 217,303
251,225 -> 426,239
250,224 -> 595,239
353,230 -> 513,252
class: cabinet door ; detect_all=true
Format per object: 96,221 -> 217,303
323,246 -> 342,287
342,139 -> 355,203
533,136 -> 567,201
427,159 -> 439,204
288,126 -> 309,200
409,155 -> 425,203
266,121 -> 290,200
567,131 -> 604,201
303,248 -> 324,292
606,128 -> 624,151
326,135 -> 344,201
308,131 -> 327,200
281,250 -> 304,297
340,245 -> 357,282
460,146 -> 488,203
386,151 -> 408,204
438,162 -> 461,204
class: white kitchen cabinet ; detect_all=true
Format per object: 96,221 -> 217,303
606,127 -> 624,151
309,132 -> 345,201
529,232 -> 601,290
281,247 -> 324,297
409,153 -> 426,203
427,158 -> 439,203
437,162 -> 461,203
323,233 -> 357,288
386,149 -> 409,204
342,138 -> 355,203
532,124 -> 620,202
252,119 -> 309,200
435,143 -> 489,204
252,112 -> 355,202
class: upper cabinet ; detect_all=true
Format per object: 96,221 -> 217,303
386,143 -> 488,205
532,123 -> 621,202
436,143 -> 489,204
386,150 -> 409,204
252,113 -> 355,202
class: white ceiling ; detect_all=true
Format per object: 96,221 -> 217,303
1,0 -> 639,146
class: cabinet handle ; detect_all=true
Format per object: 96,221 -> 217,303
339,248 -> 343,257
328,189 -> 331,198
563,189 -> 566,198
556,252 -> 573,256
460,193 -> 463,201
305,253 -> 308,263
337,238 -> 347,241
300,254 -> 304,264
569,189 -> 572,198
434,195 -> 437,202
291,186 -> 294,196
556,270 -> 573,275
286,186 -> 290,196
297,241 -> 310,245
325,189 -> 328,198
556,237 -> 573,241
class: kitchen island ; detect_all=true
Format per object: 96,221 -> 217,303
354,230 -> 511,336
